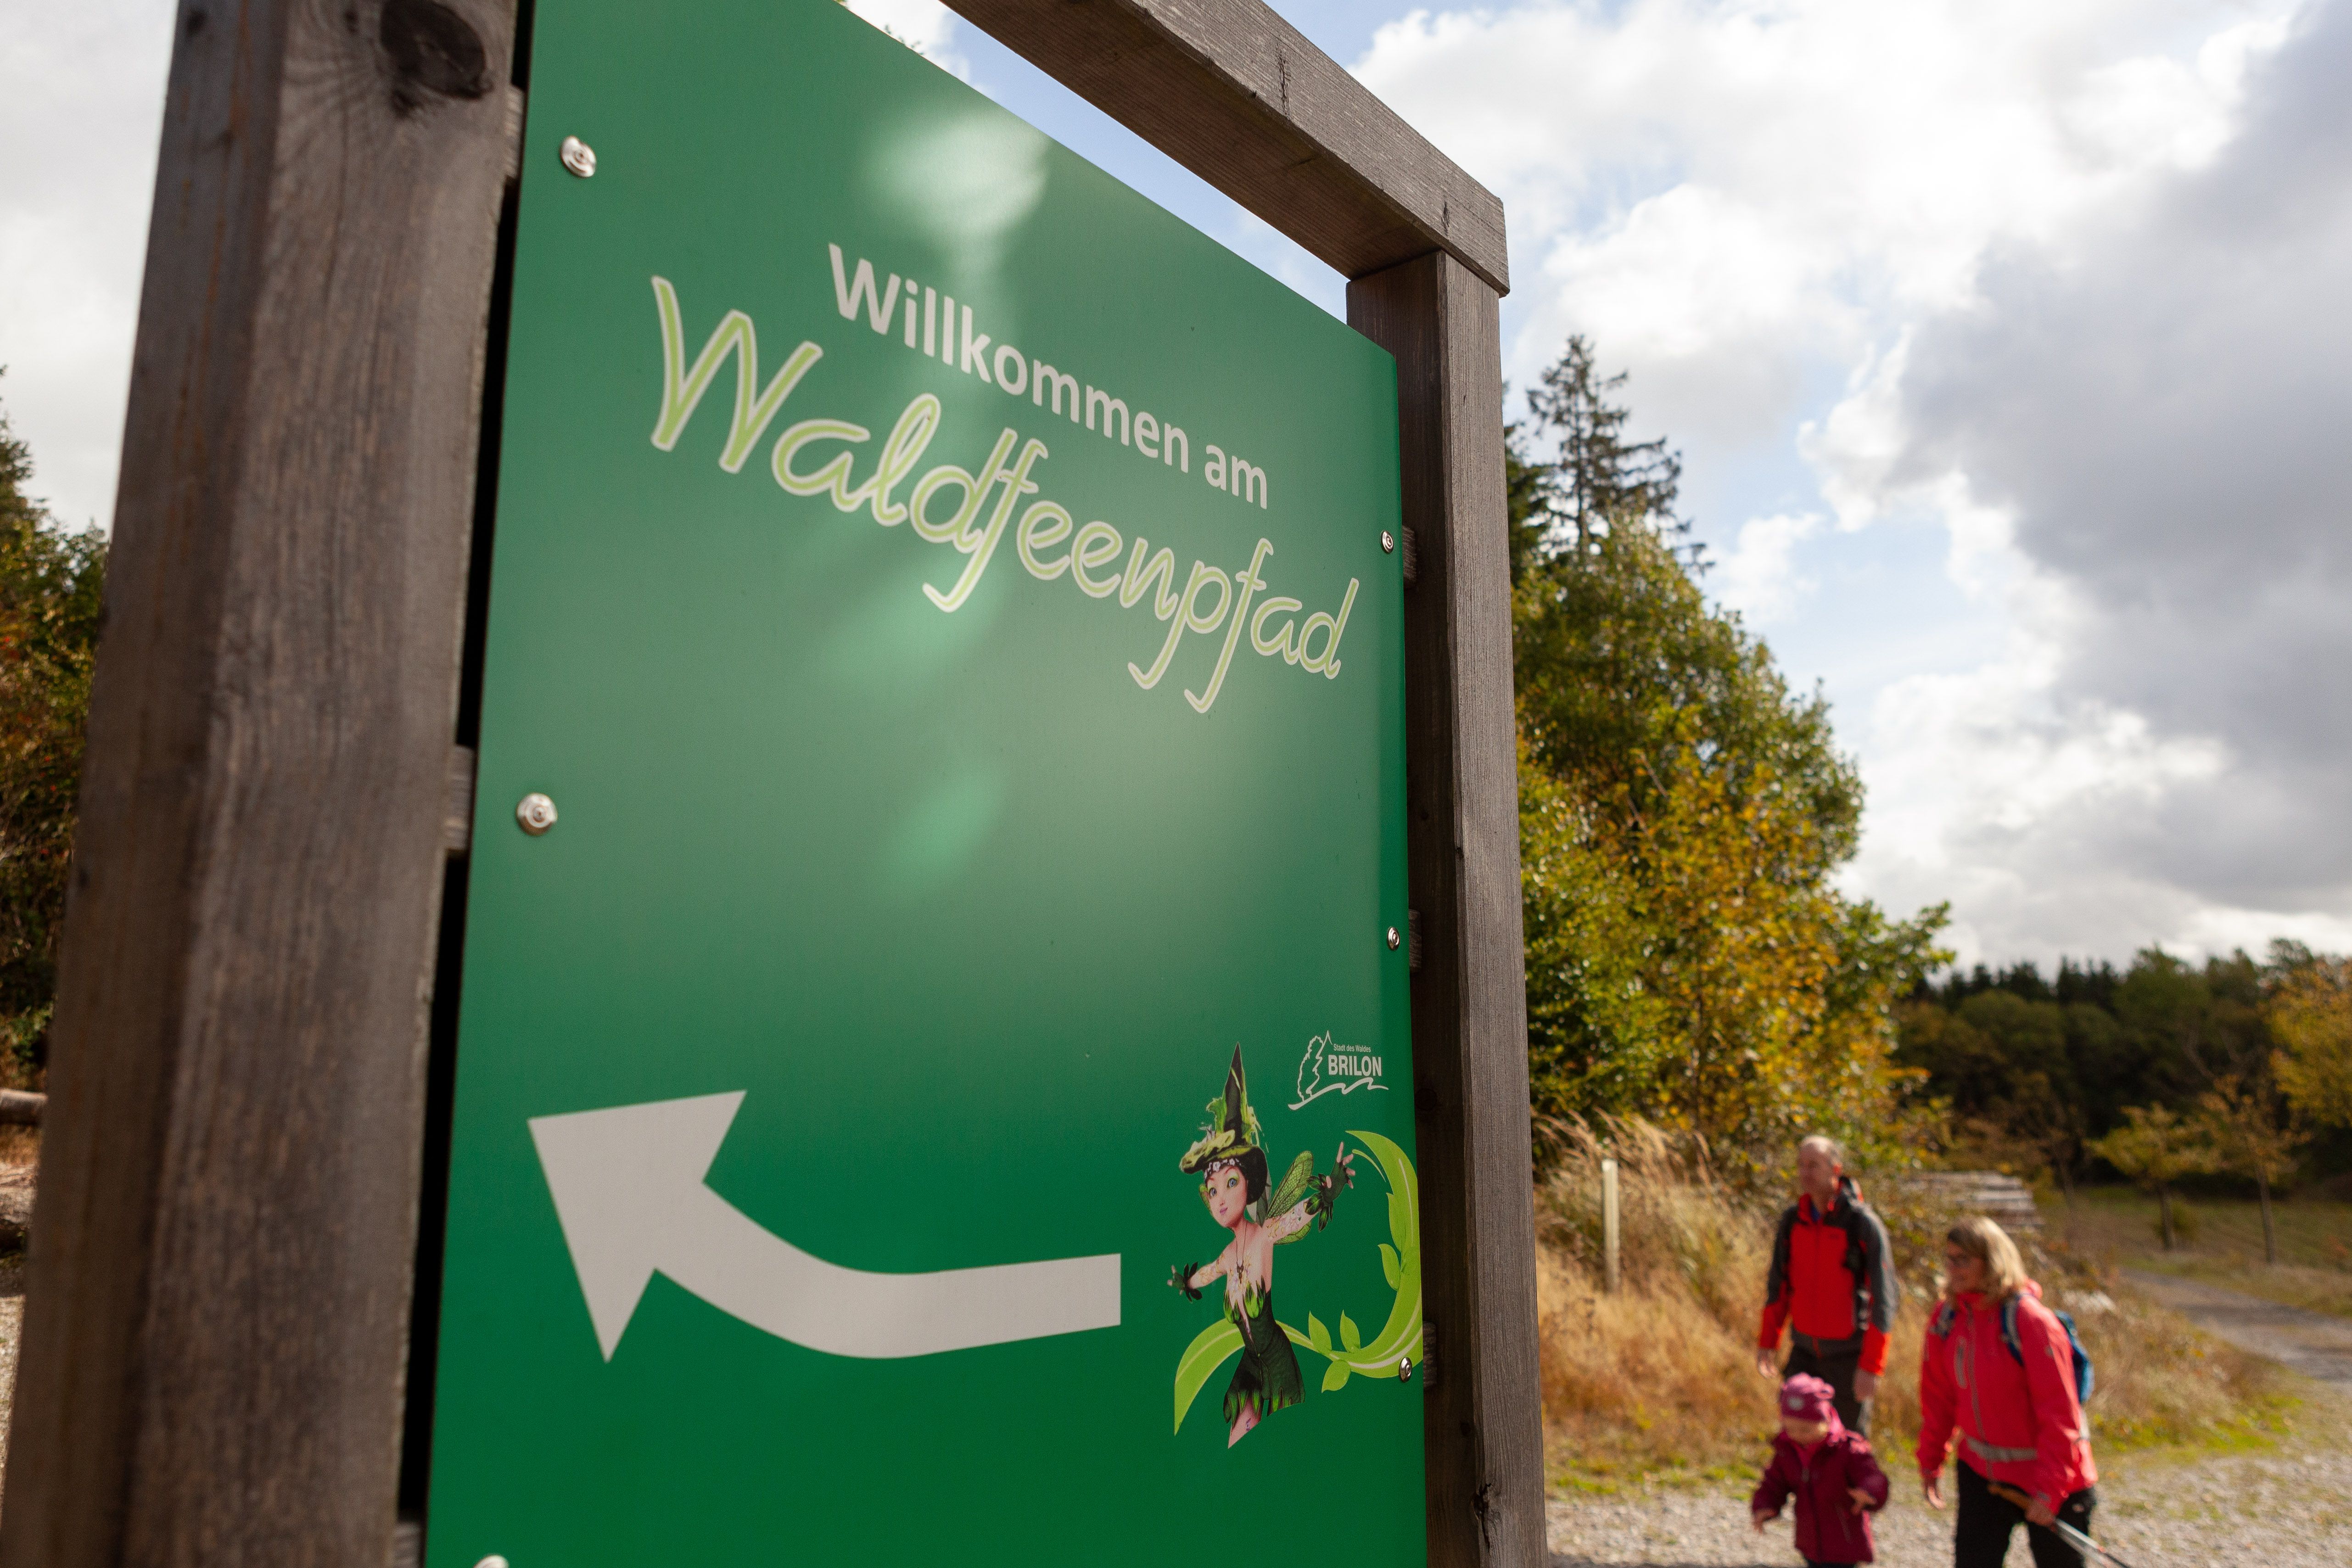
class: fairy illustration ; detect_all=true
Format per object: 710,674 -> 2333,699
1168,1045 -> 1354,1446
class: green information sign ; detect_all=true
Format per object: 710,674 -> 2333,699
426,2 -> 1417,1562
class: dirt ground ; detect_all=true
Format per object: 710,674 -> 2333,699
1549,1266 -> 2352,1566
0,1183 -> 2341,1563
2122,1267 -> 2352,1387
1547,1434 -> 2352,1566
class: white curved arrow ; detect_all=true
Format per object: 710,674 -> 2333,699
529,1092 -> 1121,1360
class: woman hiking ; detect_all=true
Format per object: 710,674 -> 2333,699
1916,1216 -> 2099,1568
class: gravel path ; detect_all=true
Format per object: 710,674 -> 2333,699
2120,1269 -> 2352,1387
1546,1423 -> 2352,1567
1552,1272 -> 2352,1565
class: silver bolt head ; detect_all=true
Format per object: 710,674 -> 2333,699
1386,926 -> 1401,950
1399,1354 -> 1414,1382
516,793 -> 558,835
560,135 -> 597,178
475,1558 -> 512,1568
1382,531 -> 1395,554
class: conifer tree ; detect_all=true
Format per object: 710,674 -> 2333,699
1510,340 -> 1943,1166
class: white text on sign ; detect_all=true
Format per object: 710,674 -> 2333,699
647,274 -> 1361,715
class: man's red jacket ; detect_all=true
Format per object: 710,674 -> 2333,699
1756,1178 -> 1898,1376
1915,1281 -> 2098,1512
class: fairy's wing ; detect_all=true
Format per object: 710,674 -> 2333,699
1264,1150 -> 1319,1240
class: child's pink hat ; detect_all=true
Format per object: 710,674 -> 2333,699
1779,1373 -> 1836,1422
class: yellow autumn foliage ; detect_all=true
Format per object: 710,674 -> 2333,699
2269,958 -> 2352,1129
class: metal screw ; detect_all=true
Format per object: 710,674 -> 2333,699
1399,1354 -> 1414,1382
475,1558 -> 511,1568
1381,531 -> 1395,554
516,793 -> 558,835
560,135 -> 597,178
1386,926 -> 1401,950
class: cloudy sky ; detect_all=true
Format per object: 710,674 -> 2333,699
4,0 -> 2346,969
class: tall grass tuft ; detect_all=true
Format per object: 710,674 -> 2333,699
1536,1116 -> 1784,1480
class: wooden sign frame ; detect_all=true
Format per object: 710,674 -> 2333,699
0,2 -> 1540,1564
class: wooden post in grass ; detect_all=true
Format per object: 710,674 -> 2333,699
1602,1157 -> 1621,1294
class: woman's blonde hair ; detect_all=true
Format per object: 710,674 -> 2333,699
1945,1215 -> 2029,1299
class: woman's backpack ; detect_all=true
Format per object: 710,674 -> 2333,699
2003,1295 -> 2094,1404
1927,1294 -> 2095,1403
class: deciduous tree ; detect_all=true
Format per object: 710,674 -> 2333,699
2088,1105 -> 2217,1251
1511,340 -> 1943,1166
0,381 -> 107,1085
2195,1075 -> 2304,1266
2268,957 -> 2352,1132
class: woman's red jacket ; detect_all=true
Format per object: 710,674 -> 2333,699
1915,1281 -> 2098,1511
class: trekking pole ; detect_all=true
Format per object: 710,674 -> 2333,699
1987,1482 -> 2141,1568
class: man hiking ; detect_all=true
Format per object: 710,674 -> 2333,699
1755,1135 -> 1897,1434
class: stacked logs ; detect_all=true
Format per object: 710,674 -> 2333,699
0,1089 -> 41,1249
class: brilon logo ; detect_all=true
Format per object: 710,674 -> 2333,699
1288,1031 -> 1389,1110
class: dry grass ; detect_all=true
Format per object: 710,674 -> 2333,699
2071,1285 -> 2297,1451
2055,1186 -> 2352,1266
2055,1187 -> 2352,1319
0,1128 -> 38,1170
2141,1261 -> 2352,1319
1537,1251 -> 1770,1483
1536,1119 -> 1782,1485
1536,1119 -> 2307,1489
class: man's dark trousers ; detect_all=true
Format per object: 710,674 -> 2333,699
1782,1331 -> 1870,1436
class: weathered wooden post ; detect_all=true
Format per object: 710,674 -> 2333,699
0,1 -> 515,1562
1602,1157 -> 1621,1294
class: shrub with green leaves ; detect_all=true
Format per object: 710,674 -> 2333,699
0,381 -> 106,1086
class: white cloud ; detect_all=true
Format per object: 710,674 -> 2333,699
1360,0 -> 2292,448
0,1 -> 173,532
1713,511 -> 1819,623
1882,0 -> 2352,945
845,0 -> 968,77
1357,0 -> 2346,963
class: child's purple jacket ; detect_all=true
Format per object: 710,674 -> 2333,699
1750,1427 -> 1890,1564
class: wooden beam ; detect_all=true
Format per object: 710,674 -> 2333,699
942,0 -> 1509,295
1350,252 -> 1544,1568
445,744 -> 479,856
0,0 -> 515,1562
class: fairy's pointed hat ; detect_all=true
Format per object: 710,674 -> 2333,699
1179,1045 -> 1263,1173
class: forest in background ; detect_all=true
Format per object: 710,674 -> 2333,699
1506,341 -> 2352,1208
1904,948 -> 2352,1221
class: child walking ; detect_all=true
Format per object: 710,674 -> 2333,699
1751,1372 -> 1890,1567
